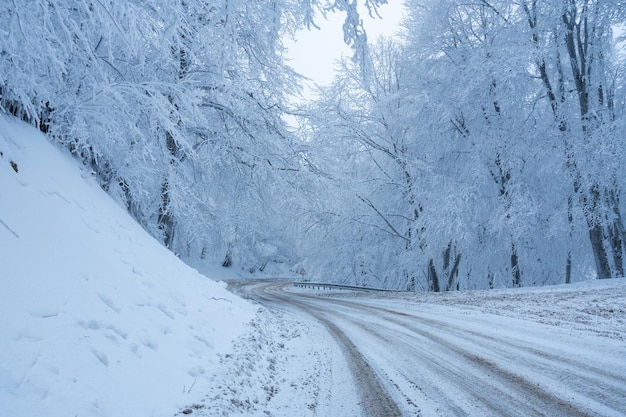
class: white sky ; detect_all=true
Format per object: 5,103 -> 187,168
284,1 -> 405,91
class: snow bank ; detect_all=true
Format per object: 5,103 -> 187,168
0,116 -> 255,417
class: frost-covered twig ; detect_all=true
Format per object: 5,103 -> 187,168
0,219 -> 19,238
211,297 -> 232,303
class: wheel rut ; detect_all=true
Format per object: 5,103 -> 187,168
235,280 -> 403,416
231,280 -> 626,417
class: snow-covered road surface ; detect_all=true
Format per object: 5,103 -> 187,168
222,279 -> 626,417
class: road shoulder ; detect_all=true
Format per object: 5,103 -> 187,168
186,305 -> 362,416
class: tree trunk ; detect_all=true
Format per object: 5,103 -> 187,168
511,242 -> 521,287
588,222 -> 611,279
565,253 -> 572,284
608,191 -> 625,277
222,243 -> 233,267
158,178 -> 175,249
444,243 -> 461,291
566,195 -> 573,284
428,259 -> 440,292
159,128 -> 180,250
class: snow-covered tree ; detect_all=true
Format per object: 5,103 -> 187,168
301,0 -> 624,289
0,0 -> 392,272
520,0 -> 626,278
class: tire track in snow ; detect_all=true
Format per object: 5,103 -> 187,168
238,280 -> 626,417
341,314 -> 596,417
345,300 -> 626,416
250,281 -> 403,417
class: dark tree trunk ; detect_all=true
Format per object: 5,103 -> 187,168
428,258 -> 440,292
158,178 -> 175,249
588,223 -> 611,279
608,191 -> 625,277
222,251 -> 232,267
444,242 -> 461,291
511,242 -> 521,287
566,195 -> 573,284
159,130 -> 178,249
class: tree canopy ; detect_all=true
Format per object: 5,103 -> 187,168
2,0 -> 624,288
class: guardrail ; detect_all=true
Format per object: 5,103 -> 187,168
293,281 -> 396,292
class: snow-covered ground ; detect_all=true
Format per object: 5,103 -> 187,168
0,116 -> 255,417
2,114 -> 625,417
216,279 -> 626,416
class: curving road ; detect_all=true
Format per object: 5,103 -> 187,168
229,280 -> 626,417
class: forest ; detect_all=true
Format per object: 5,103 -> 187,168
1,0 -> 624,290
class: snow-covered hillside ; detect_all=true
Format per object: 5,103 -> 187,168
0,116 -> 255,417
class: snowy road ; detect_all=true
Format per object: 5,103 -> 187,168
229,279 -> 626,417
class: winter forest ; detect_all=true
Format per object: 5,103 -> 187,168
1,0 -> 625,291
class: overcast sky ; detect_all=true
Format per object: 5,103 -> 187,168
284,1 -> 405,95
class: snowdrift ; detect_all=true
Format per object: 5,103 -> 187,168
0,115 -> 255,417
